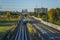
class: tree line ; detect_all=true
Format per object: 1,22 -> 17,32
0,11 -> 21,20
48,8 -> 60,25
28,8 -> 60,25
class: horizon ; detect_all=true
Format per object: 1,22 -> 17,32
0,0 -> 60,12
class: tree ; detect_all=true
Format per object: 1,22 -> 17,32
48,9 -> 57,23
6,11 -> 11,20
56,8 -> 60,20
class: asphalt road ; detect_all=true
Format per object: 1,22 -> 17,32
10,17 -> 31,40
27,16 -> 60,40
0,17 -> 31,40
1,16 -> 60,40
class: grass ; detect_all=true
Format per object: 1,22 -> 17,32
0,26 -> 12,36
6,25 -> 17,40
0,20 -> 18,23
0,21 -> 18,36
54,21 -> 60,26
0,15 -> 21,36
27,23 -> 36,34
27,23 -> 42,40
0,19 -> 19,40
0,20 -> 18,26
0,25 -> 17,40
0,24 -> 17,36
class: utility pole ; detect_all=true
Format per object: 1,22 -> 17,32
41,0 -> 43,8
0,7 -> 2,10
56,0 -> 59,8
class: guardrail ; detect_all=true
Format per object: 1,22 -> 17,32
10,17 -> 32,40
0,25 -> 16,40
32,16 -> 60,31
0,17 -> 32,40
0,17 -> 23,40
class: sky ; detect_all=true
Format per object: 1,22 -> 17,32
0,0 -> 60,12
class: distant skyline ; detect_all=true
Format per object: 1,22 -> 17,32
0,0 -> 60,12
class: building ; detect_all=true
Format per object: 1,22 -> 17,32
34,8 -> 48,13
22,9 -> 28,14
22,9 -> 28,16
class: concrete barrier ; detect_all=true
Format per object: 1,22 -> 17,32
32,16 -> 60,31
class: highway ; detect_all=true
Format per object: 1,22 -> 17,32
27,16 -> 60,40
10,17 -> 31,40
0,16 -> 60,40
0,17 -> 31,40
